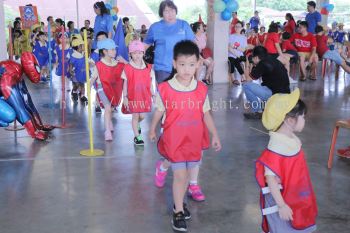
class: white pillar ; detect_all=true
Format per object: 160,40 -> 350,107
317,0 -> 329,26
0,0 -> 7,60
207,13 -> 229,83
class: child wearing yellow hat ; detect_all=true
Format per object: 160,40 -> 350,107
255,88 -> 318,233
69,37 -> 88,103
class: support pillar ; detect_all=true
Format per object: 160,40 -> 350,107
207,9 -> 229,83
0,0 -> 7,60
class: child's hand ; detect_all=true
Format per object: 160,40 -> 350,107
211,135 -> 222,152
149,130 -> 157,142
278,204 -> 293,221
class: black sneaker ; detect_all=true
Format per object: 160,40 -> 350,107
173,203 -> 191,220
71,92 -> 78,101
80,96 -> 88,103
243,112 -> 262,119
138,124 -> 141,134
346,61 -> 350,67
95,106 -> 102,113
202,79 -> 210,85
172,211 -> 187,232
134,136 -> 144,146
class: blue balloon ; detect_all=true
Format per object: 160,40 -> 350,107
105,3 -> 112,10
226,0 -> 239,12
221,9 -> 232,21
112,15 -> 118,21
0,99 -> 15,127
327,4 -> 334,12
223,0 -> 230,3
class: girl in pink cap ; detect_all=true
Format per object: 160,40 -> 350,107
122,40 -> 156,145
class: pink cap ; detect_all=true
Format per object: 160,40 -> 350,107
129,40 -> 145,53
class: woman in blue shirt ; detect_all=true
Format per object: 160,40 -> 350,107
144,0 -> 195,84
92,1 -> 114,48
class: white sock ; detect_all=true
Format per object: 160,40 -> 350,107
189,181 -> 197,186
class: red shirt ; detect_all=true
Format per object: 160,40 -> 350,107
247,35 -> 259,46
264,32 -> 280,54
284,20 -> 296,35
290,32 -> 317,53
230,18 -> 239,34
258,33 -> 267,44
282,40 -> 297,52
316,35 -> 329,58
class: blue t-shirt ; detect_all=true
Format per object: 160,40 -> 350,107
249,17 -> 260,29
144,19 -> 195,72
305,11 -> 321,34
93,14 -> 114,48
70,54 -> 87,83
33,41 -> 49,67
68,29 -> 80,38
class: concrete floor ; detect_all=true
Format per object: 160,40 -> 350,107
1,68 -> 350,233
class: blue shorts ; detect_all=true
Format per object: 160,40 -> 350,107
323,50 -> 343,66
171,160 -> 202,171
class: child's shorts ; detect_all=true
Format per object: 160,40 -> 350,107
323,50 -> 343,65
171,160 -> 202,171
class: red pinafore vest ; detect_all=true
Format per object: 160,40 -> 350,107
157,81 -> 210,163
95,61 -> 124,107
122,63 -> 152,114
255,149 -> 318,232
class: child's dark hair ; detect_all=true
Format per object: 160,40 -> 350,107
122,17 -> 129,24
286,99 -> 307,118
315,25 -> 324,34
173,40 -> 200,60
164,40 -> 200,82
37,31 -> 45,37
96,31 -> 108,39
67,21 -> 74,29
282,31 -> 291,40
268,23 -> 278,33
298,21 -> 308,29
191,22 -> 202,33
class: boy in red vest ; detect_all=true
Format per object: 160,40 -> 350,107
149,40 -> 221,232
255,88 -> 318,233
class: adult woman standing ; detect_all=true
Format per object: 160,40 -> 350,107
144,0 -> 195,84
284,13 -> 296,35
93,1 -> 113,48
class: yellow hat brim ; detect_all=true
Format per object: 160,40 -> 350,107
262,88 -> 300,131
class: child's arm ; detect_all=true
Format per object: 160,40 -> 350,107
266,175 -> 293,221
149,109 -> 164,142
122,76 -> 129,108
204,111 -> 221,152
150,69 -> 156,102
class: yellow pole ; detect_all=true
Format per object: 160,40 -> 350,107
80,29 -> 104,156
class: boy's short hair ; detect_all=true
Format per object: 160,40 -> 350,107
298,21 -> 308,29
37,31 -> 45,37
173,40 -> 199,60
122,17 -> 129,24
85,19 -> 90,24
307,1 -> 316,8
252,46 -> 268,60
315,25 -> 324,34
282,31 -> 291,40
158,0 -> 178,18
96,31 -> 108,38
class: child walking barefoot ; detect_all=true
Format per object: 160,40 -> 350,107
149,40 -> 221,232
255,88 -> 318,233
122,40 -> 155,145
91,39 -> 125,141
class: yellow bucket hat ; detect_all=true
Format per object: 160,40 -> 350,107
71,38 -> 84,47
262,88 -> 300,131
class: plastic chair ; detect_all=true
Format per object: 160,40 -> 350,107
328,119 -> 350,168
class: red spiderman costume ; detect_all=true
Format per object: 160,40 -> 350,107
0,52 -> 55,140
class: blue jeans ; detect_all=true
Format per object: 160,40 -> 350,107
243,82 -> 272,113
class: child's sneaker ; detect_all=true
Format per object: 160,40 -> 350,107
188,184 -> 205,202
172,211 -> 187,232
134,135 -> 144,146
95,106 -> 102,113
80,96 -> 88,103
154,160 -> 167,188
71,92 -> 78,101
173,203 -> 191,220
104,130 -> 113,141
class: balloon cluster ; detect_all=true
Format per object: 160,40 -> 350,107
105,3 -> 119,21
320,3 -> 334,15
213,0 -> 239,21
